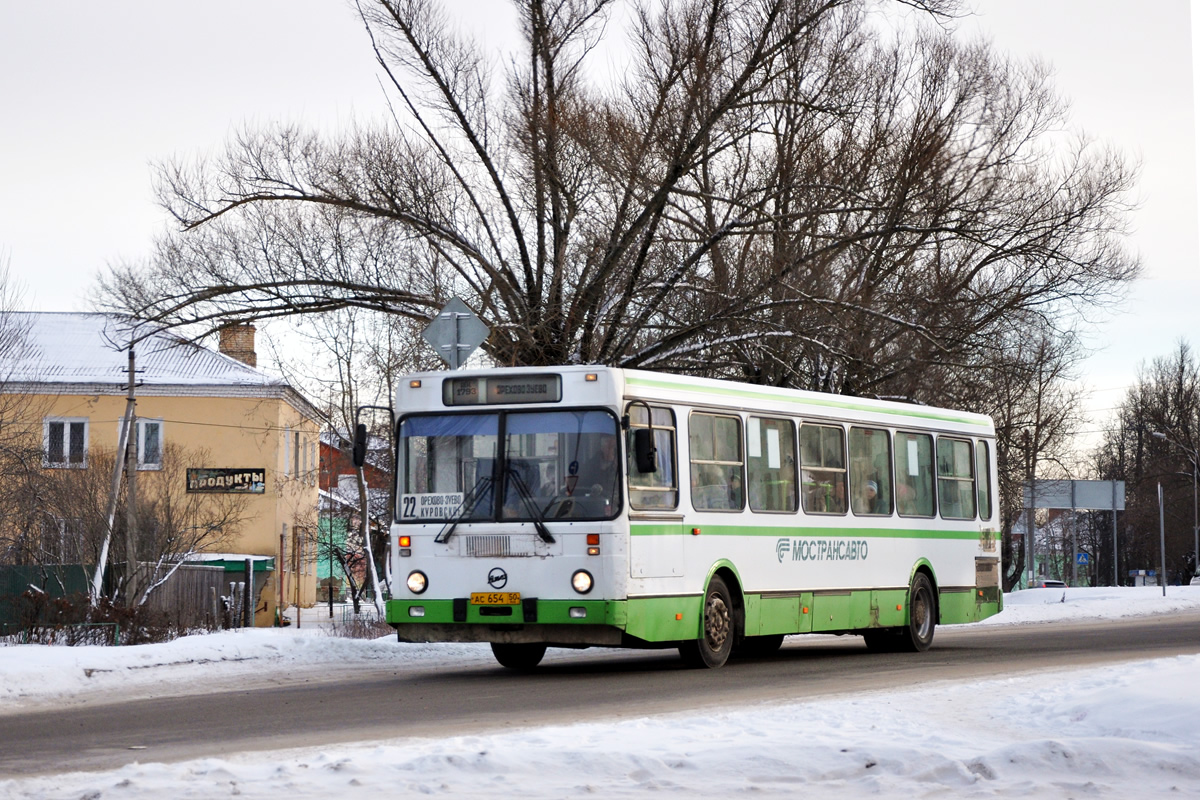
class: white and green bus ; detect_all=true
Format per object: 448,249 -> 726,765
374,366 -> 1001,669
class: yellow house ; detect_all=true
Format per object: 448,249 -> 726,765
5,312 -> 322,625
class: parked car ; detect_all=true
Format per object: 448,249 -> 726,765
1190,575 -> 1200,586
1031,578 -> 1067,589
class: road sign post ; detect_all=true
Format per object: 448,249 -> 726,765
422,298 -> 490,370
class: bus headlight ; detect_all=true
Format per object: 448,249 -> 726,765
407,570 -> 428,594
571,570 -> 593,594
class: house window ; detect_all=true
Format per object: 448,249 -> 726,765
118,418 -> 164,470
44,418 -> 88,468
140,420 -> 163,468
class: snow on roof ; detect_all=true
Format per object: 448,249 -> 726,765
5,312 -> 284,388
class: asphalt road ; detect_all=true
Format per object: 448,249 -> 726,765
2,613 -> 1198,778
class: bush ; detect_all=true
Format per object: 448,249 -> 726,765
329,611 -> 393,640
1,590 -> 185,646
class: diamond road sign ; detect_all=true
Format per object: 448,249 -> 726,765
422,298 -> 490,369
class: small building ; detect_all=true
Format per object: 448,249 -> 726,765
316,434 -> 392,602
0,312 -> 323,625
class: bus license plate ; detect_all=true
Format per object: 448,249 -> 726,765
470,592 -> 521,605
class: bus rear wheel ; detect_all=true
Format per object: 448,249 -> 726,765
862,572 -> 936,652
490,642 -> 547,670
679,575 -> 735,669
897,572 -> 936,652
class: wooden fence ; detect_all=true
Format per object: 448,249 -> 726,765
142,564 -> 228,629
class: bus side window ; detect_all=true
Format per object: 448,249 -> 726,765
937,437 -> 976,520
689,412 -> 744,511
800,423 -> 846,515
894,431 -> 935,517
747,416 -> 797,513
849,427 -> 892,516
627,405 -> 678,510
976,440 -> 993,520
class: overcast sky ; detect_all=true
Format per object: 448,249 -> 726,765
0,0 -> 1195,456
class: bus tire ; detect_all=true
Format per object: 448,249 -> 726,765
678,575 -> 736,668
490,642 -> 547,670
897,572 -> 936,652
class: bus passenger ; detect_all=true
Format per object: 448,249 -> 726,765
574,436 -> 619,500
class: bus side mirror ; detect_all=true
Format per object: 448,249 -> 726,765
351,423 -> 368,468
633,429 -> 657,474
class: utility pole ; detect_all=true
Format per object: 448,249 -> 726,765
1024,430 -> 1036,588
1158,482 -> 1168,597
92,403 -> 132,604
124,347 -> 139,603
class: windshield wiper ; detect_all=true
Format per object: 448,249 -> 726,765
435,474 -> 493,544
505,466 -> 556,543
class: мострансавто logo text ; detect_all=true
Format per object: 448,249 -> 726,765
776,538 -> 869,563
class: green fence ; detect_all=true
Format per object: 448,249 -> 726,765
0,564 -> 94,630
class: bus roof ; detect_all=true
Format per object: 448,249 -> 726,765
396,365 -> 994,435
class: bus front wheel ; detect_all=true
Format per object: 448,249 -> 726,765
679,575 -> 736,668
490,642 -> 547,670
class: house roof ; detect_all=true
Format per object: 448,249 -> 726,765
5,312 -> 282,387
3,312 -> 324,422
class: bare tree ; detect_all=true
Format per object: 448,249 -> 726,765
316,507 -> 375,615
130,444 -> 250,605
1093,341 -> 1200,583
267,309 -> 427,613
986,322 -> 1084,589
97,0 -> 1135,405
0,259 -> 53,568
4,444 -> 248,605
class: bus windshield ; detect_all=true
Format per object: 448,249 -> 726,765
398,409 -> 621,522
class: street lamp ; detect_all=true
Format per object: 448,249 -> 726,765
1152,431 -> 1199,579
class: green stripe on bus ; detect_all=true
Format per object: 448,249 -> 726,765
623,374 -> 989,427
630,523 -> 980,540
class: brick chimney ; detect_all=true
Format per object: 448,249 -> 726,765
218,324 -> 257,367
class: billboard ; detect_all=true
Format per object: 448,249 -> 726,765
186,468 -> 266,494
1021,479 -> 1124,511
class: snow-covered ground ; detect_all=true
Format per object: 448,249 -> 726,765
3,586 -> 1200,798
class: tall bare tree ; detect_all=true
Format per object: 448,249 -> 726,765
0,259 -> 52,568
267,309 -> 431,613
98,0 -> 1136,406
1093,341 -> 1200,583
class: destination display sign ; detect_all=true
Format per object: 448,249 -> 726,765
443,375 -> 562,406
187,468 -> 266,494
399,492 -> 465,519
